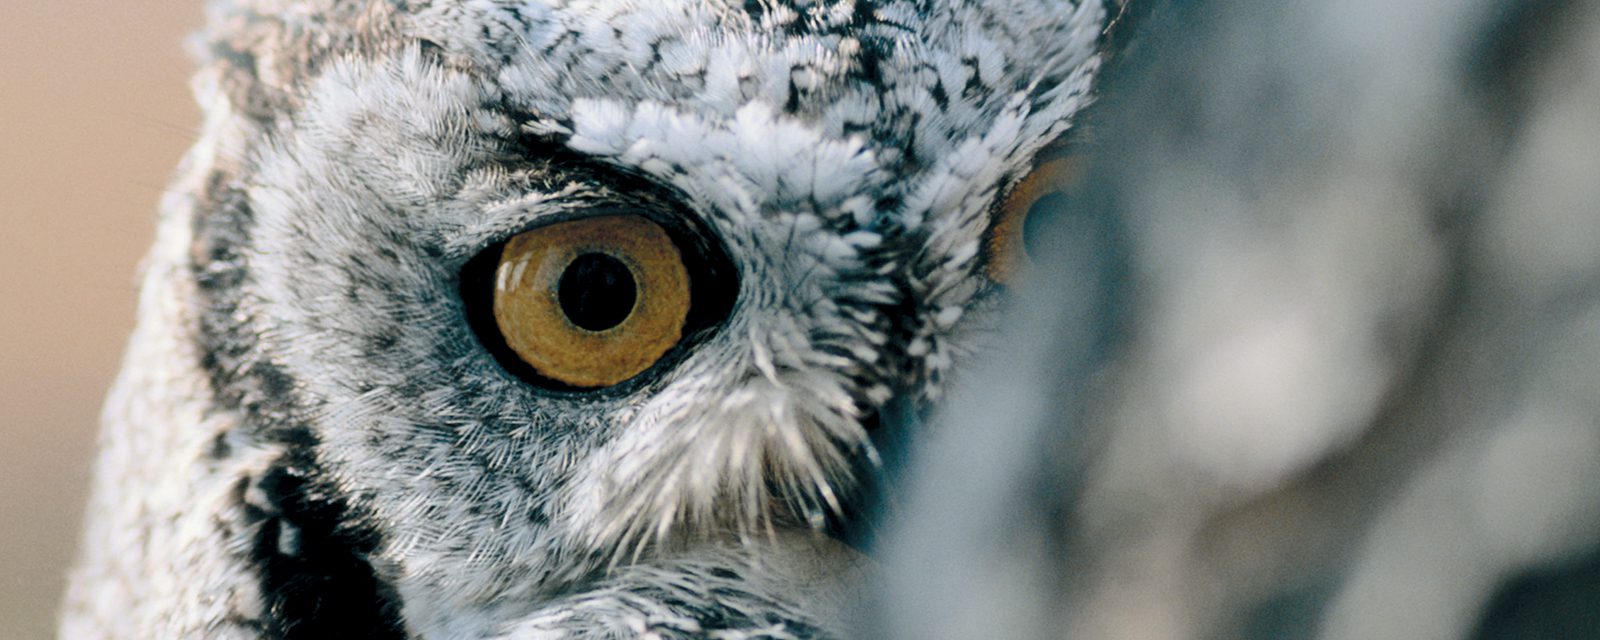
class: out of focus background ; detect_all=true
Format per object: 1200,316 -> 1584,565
880,2 -> 1600,639
1,3 -> 198,636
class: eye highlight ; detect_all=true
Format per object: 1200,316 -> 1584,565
988,156 -> 1081,283
492,215 -> 691,389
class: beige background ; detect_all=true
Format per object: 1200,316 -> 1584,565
1,3 -> 199,636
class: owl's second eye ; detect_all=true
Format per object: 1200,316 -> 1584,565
988,156 -> 1081,283
489,215 -> 688,389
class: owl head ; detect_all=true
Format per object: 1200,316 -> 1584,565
179,0 -> 1106,630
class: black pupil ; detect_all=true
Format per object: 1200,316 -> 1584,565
557,253 -> 637,332
1023,190 -> 1071,259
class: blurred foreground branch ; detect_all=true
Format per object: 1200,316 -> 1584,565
876,1 -> 1600,638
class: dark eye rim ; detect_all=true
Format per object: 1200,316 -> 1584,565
459,208 -> 739,397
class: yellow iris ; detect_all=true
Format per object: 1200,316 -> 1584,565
493,215 -> 691,388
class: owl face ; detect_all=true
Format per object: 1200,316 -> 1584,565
184,0 -> 1105,632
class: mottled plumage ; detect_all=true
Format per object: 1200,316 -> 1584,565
62,1 -> 1108,637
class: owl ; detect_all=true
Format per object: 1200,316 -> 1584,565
60,1 -> 1110,637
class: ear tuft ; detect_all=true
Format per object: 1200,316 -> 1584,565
194,0 -> 408,122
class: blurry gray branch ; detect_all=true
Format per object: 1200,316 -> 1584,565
875,1 -> 1600,638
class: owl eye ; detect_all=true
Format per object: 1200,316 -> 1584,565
462,213 -> 735,391
487,215 -> 689,388
988,156 -> 1081,283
